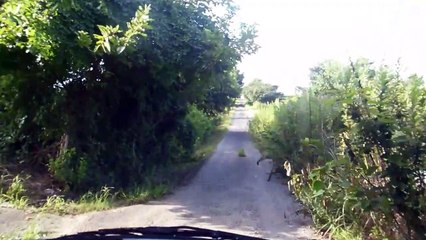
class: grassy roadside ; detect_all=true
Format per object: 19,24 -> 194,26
192,110 -> 232,161
0,223 -> 43,240
0,110 -> 233,216
173,110 -> 233,187
248,103 -> 363,240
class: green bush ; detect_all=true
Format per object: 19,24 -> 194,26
242,79 -> 283,104
185,106 -> 214,147
250,59 -> 426,239
0,0 -> 255,191
48,148 -> 89,188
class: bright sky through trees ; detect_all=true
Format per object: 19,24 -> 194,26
235,0 -> 426,95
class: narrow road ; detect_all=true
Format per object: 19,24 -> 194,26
2,107 -> 319,239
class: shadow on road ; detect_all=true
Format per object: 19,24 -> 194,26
144,108 -> 318,239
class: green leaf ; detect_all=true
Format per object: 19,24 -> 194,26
104,38 -> 111,53
339,179 -> 351,188
117,46 -> 126,54
77,31 -> 92,47
312,180 -> 325,192
365,166 -> 378,176
312,189 -> 325,198
98,25 -> 108,37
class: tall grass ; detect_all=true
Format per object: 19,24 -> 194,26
249,60 -> 426,239
0,175 -> 28,209
41,186 -> 115,214
120,184 -> 169,205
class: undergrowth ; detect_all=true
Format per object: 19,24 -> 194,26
0,175 -> 28,209
21,223 -> 43,240
0,222 -> 43,240
250,59 -> 426,239
40,186 -> 115,214
192,110 -> 232,161
0,110 -> 231,215
120,184 -> 169,205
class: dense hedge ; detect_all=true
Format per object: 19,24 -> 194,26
0,0 -> 256,191
250,59 -> 426,239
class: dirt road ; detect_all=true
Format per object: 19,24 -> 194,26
1,107 -> 319,239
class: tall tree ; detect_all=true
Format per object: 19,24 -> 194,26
242,79 -> 283,104
0,0 -> 258,190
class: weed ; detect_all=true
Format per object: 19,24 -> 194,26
68,186 -> 115,214
21,223 -> 42,240
238,148 -> 246,157
250,60 -> 426,239
0,175 -> 28,209
331,227 -> 363,240
41,195 -> 67,214
0,223 -> 43,240
40,186 -> 114,215
122,183 -> 169,205
39,182 -> 172,215
149,184 -> 169,198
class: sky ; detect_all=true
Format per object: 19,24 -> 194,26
233,0 -> 426,95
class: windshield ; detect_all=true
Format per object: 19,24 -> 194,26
0,1 -> 425,240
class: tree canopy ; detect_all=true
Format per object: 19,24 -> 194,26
242,79 -> 284,104
0,0 -> 257,191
